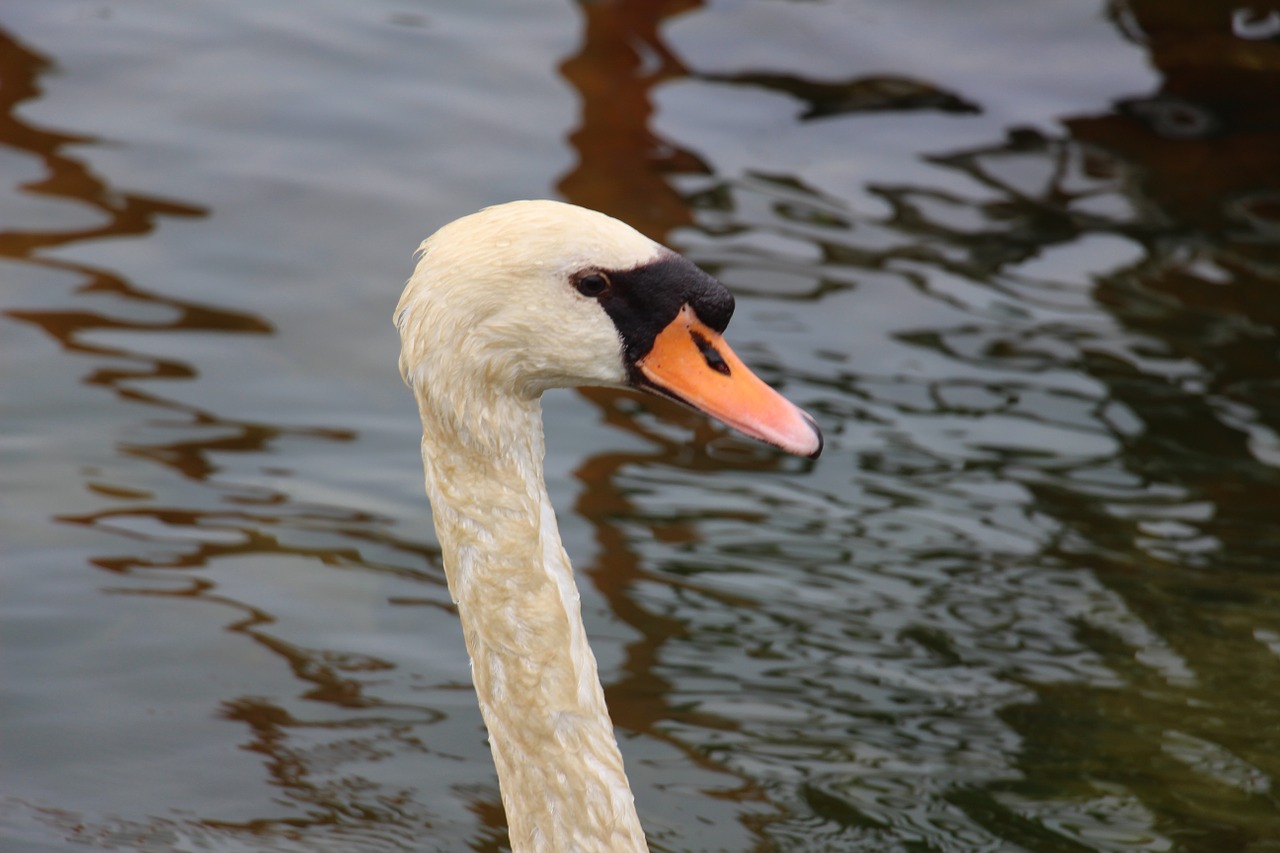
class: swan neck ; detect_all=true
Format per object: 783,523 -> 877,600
416,394 -> 649,852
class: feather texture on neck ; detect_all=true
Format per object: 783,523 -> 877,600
411,382 -> 648,852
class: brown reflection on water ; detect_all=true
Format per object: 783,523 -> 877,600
575,388 -> 794,799
557,0 -> 707,239
0,30 -> 258,410
1095,0 -> 1280,262
557,0 -> 792,844
0,29 -> 248,423
0,26 -> 428,570
0,33 -> 207,259
1,23 -> 448,847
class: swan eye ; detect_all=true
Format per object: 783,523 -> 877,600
574,273 -> 611,298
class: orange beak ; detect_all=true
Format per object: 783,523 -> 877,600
635,305 -> 822,459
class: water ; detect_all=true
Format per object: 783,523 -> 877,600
3,1 -> 1280,850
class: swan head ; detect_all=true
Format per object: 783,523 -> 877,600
396,200 -> 822,458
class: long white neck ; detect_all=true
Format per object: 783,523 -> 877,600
415,390 -> 649,853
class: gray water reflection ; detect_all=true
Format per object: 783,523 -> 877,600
0,21 -> 472,853
631,2 -> 1280,844
3,0 -> 1280,851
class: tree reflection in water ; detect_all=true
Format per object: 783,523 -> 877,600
2,0 -> 1279,850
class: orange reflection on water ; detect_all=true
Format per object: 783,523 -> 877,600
0,22 -> 453,849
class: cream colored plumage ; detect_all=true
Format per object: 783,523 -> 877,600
396,200 -> 821,852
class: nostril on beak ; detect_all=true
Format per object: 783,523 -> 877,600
690,330 -> 731,376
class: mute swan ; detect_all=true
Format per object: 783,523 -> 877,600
395,200 -> 821,852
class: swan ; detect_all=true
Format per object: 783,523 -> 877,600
395,200 -> 822,852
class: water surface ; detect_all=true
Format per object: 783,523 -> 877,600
3,1 -> 1280,850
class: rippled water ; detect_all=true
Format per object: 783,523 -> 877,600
4,1 -> 1280,851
